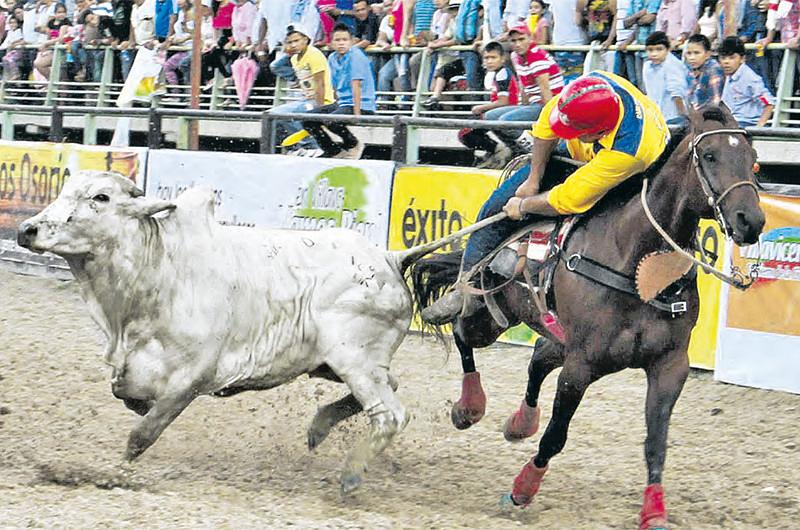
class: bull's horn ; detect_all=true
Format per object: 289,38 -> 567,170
125,197 -> 177,218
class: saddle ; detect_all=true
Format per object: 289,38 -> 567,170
470,216 -> 695,343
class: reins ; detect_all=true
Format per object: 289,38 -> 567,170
640,127 -> 760,290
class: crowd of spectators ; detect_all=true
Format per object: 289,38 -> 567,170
0,0 -> 790,161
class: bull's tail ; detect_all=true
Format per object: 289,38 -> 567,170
407,249 -> 464,342
390,211 -> 506,274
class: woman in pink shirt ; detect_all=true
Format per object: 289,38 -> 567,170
230,0 -> 256,46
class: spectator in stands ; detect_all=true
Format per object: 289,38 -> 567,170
34,2 -> 72,81
161,0 -> 192,94
303,23 -> 375,159
408,0 -> 440,90
655,0 -> 695,48
452,0 -> 481,90
578,0 -> 615,45
154,0 -> 177,42
420,0 -> 461,109
694,0 -> 720,43
353,0 -> 379,48
501,23 -> 563,153
685,33 -> 723,108
719,35 -> 775,127
410,0 -> 435,43
550,0 -> 586,82
377,0 -> 414,106
1,13 -> 24,80
108,0 -> 133,80
230,0 -> 255,48
269,24 -> 331,156
528,0 -> 550,45
612,0 -> 636,81
457,40 -> 519,168
758,0 -> 799,91
741,0 -> 776,91
257,0 -> 320,84
130,0 -> 156,51
80,5 -> 111,81
319,0 -> 357,32
642,30 -> 688,124
501,0 -> 529,32
624,0 -> 661,87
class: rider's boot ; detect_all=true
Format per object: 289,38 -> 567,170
450,371 -> 486,430
420,290 -> 480,325
503,400 -> 541,441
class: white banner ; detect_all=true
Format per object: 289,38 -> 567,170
145,151 -> 395,248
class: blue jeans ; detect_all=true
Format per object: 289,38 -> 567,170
378,54 -> 411,94
270,52 -> 296,83
484,104 -> 543,144
462,164 -> 535,271
118,49 -> 134,81
613,51 -> 637,87
269,99 -> 320,149
459,50 -> 482,91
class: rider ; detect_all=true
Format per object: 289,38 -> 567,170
421,70 -> 671,324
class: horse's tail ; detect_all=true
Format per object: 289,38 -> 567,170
407,249 -> 463,320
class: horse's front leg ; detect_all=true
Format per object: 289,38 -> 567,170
640,349 -> 690,530
504,336 -> 564,441
506,356 -> 596,506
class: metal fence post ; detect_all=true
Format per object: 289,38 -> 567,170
772,48 -> 797,128
260,111 -> 275,154
49,106 -> 64,142
44,46 -> 64,106
411,49 -> 432,118
148,107 -> 162,149
390,115 -> 407,163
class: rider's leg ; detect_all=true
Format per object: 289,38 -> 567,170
421,164 -> 535,324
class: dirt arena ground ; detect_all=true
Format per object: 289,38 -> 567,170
1,268 -> 799,529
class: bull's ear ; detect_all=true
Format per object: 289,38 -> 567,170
123,196 -> 177,218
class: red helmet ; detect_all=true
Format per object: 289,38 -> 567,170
549,76 -> 621,139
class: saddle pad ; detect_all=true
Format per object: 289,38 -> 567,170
504,219 -> 574,264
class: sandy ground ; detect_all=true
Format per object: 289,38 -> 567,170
0,268 -> 799,529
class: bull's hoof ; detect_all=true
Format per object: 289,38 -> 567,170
503,401 -> 540,442
340,472 -> 363,494
450,403 -> 484,430
123,398 -> 151,416
307,426 -> 330,451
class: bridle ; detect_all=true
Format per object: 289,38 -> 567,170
641,127 -> 760,290
690,128 -> 760,238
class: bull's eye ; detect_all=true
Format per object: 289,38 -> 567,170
703,152 -> 715,163
92,193 -> 110,203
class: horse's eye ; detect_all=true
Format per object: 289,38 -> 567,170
92,193 -> 110,203
703,152 -> 715,163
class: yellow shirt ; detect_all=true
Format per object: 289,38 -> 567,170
291,46 -> 335,105
532,71 -> 669,214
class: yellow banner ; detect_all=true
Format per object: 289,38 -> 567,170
726,194 -> 800,336
687,220 -> 725,369
0,141 -> 144,239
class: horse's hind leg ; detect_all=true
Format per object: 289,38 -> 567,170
307,375 -> 399,450
504,336 -> 564,441
507,357 -> 595,506
639,350 -> 689,530
450,326 -> 487,430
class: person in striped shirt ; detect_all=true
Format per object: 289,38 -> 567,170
494,24 -> 564,155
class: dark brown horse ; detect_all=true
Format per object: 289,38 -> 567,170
410,104 -> 765,529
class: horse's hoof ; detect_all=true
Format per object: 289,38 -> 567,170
503,402 -> 540,442
450,404 -> 484,430
340,472 -> 363,494
307,426 -> 329,451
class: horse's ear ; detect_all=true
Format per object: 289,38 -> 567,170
686,107 -> 704,132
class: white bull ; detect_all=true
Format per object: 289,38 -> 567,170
16,170 -> 464,493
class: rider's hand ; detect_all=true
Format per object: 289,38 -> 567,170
504,197 -> 525,220
515,179 -> 539,198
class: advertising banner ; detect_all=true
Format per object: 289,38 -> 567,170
687,220 -> 726,369
716,193 -> 800,393
388,166 -> 538,344
0,141 -> 147,240
145,151 -> 394,248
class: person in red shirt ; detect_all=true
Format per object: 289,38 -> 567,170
457,41 -> 521,168
490,24 -> 564,155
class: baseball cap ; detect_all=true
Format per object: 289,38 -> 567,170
507,24 -> 531,36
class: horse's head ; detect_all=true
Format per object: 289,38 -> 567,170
685,104 -> 765,245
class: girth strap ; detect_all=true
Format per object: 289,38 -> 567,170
564,253 -> 690,316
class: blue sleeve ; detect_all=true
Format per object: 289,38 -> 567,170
350,50 -> 372,81
665,61 -> 688,97
646,0 -> 662,14
171,0 -> 178,15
